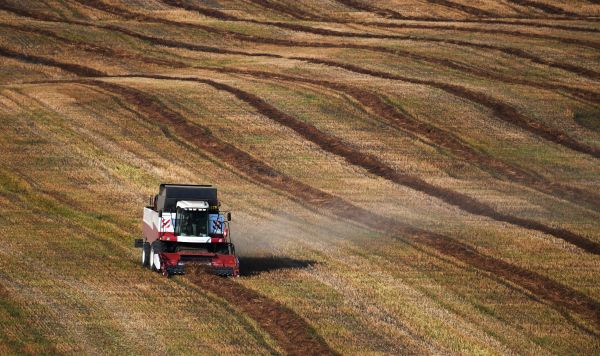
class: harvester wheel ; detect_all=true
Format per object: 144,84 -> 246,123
141,242 -> 150,267
150,241 -> 165,272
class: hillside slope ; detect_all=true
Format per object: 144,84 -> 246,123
0,0 -> 599,354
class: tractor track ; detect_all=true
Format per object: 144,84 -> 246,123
70,78 -> 600,331
337,0 -> 597,21
0,6 -> 279,59
188,270 -> 336,355
505,0 -> 581,16
244,0 -> 318,20
157,0 -> 600,50
75,0 -> 600,82
190,65 -> 600,211
0,45 -> 105,77
5,2 -> 600,83
289,57 -> 600,158
2,28 -> 598,215
421,0 -> 499,17
28,0 -> 600,152
264,0 -> 600,33
425,0 -> 593,19
109,73 -> 600,256
7,23 -> 600,225
2,31 -> 599,212
3,22 -> 599,214
0,23 -> 186,69
269,0 -> 600,33
5,5 -> 600,101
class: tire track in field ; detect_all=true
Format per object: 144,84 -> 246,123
0,45 -> 106,77
255,0 -> 600,33
5,39 -> 597,253
10,6 -> 600,99
6,2 -> 600,81
190,65 -> 600,211
2,12 -> 597,159
4,26 -> 597,213
77,0 -> 600,81
423,0 -> 499,17
111,73 -> 600,255
245,0 -> 319,20
157,0 -> 600,50
0,6 -> 280,59
74,78 -> 600,331
66,1 -> 600,96
0,23 -> 186,68
505,0 -> 581,16
188,270 -> 337,356
2,33 -> 596,214
334,0 -> 407,18
304,0 -> 600,32
289,57 -> 600,158
2,16 -> 598,159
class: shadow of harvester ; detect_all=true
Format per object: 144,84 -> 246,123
238,256 -> 317,276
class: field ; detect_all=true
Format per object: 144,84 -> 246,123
0,0 -> 599,354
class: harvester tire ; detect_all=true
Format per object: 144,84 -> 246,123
141,242 -> 150,267
150,241 -> 165,272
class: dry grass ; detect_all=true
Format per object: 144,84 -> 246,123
0,0 -> 599,354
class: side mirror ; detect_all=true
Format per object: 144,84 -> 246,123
227,212 -> 231,221
158,211 -> 162,218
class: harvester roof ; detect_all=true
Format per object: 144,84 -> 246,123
157,184 -> 218,211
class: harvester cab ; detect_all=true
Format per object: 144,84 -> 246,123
135,184 -> 239,277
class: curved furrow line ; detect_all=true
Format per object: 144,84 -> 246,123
3,8 -> 598,160
74,78 -> 600,331
2,27 -> 596,213
190,65 -> 600,211
10,10 -> 600,103
422,0 -> 500,17
244,0 -> 318,20
156,0 -> 600,50
335,0 -> 599,24
190,270 -> 337,355
0,5 -> 280,58
288,57 -> 600,159
80,0 -> 600,80
505,0 -> 581,16
5,42 -> 597,254
110,73 -> 600,255
0,45 -> 106,77
6,2 -> 600,82
0,23 -> 187,68
334,0 -> 406,18
255,0 -> 600,33
360,20 -> 600,40
4,6 -> 600,149
2,8 -> 597,159
2,30 -> 596,214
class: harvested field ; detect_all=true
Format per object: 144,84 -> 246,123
0,0 -> 599,354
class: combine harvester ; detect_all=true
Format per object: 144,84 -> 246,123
135,184 -> 239,277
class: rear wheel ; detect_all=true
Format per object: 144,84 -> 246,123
141,242 -> 150,267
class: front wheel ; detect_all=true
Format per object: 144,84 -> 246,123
150,241 -> 165,272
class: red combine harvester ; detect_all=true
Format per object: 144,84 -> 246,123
135,184 -> 239,277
